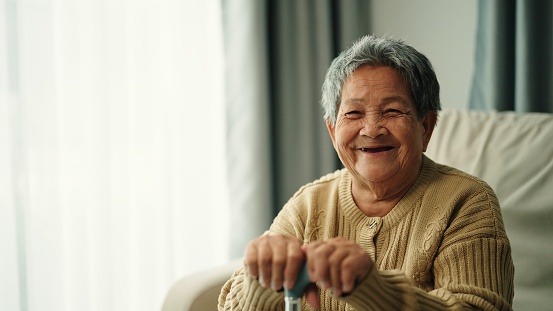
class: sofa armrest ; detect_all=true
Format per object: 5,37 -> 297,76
161,258 -> 243,311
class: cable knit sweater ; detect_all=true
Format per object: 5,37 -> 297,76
219,156 -> 514,310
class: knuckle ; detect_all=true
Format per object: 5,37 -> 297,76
341,259 -> 356,272
287,251 -> 303,262
243,257 -> 256,266
258,235 -> 271,246
313,245 -> 327,256
328,256 -> 341,266
259,256 -> 272,266
272,256 -> 285,267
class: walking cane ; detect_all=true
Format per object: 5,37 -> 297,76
284,262 -> 312,311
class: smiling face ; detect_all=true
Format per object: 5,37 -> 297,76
327,65 -> 436,198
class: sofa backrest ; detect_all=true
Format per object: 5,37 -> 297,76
425,109 -> 553,310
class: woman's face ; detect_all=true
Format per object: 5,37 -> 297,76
327,65 -> 436,190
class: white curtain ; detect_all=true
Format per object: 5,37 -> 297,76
0,0 -> 229,310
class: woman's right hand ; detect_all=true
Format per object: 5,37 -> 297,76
243,234 -> 305,292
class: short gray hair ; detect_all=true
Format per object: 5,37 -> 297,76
321,35 -> 441,125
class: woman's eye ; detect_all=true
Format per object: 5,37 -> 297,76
383,109 -> 404,117
344,111 -> 363,119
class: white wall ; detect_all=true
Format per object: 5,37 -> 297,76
370,0 -> 477,110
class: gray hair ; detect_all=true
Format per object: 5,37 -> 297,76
321,35 -> 441,125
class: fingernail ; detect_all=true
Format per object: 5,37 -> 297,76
283,280 -> 291,289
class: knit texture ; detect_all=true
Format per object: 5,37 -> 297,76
219,156 -> 514,310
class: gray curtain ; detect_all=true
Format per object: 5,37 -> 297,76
222,0 -> 371,258
470,0 -> 553,112
267,0 -> 371,214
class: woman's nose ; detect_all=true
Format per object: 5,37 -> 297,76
359,114 -> 388,138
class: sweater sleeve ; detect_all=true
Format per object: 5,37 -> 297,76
342,237 -> 513,311
218,266 -> 285,310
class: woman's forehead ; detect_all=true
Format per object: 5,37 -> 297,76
341,66 -> 414,107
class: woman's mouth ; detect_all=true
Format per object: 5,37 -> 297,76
359,146 -> 394,153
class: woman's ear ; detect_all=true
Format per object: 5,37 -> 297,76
326,119 -> 338,150
421,112 -> 438,152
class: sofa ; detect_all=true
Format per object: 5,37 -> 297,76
161,109 -> 553,311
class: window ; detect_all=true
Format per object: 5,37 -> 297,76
0,1 -> 229,310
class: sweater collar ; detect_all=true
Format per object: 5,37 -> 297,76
339,155 -> 436,230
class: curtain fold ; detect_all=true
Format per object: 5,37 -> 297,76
222,0 -> 274,259
267,0 -> 370,214
223,0 -> 371,257
470,0 -> 553,112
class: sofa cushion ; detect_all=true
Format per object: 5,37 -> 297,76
425,109 -> 553,310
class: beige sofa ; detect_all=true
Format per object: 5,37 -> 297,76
161,109 -> 553,311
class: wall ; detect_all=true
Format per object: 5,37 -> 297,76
370,0 -> 477,110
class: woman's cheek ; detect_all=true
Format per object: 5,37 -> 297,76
340,146 -> 356,166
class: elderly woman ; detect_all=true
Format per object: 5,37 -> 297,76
219,35 -> 514,310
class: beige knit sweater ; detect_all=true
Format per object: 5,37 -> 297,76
219,156 -> 514,310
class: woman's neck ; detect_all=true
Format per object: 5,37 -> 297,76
351,168 -> 420,217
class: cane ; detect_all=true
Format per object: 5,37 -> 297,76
284,262 -> 312,311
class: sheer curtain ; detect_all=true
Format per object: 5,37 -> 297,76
0,1 -> 229,310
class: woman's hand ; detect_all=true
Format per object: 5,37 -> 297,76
302,237 -> 373,297
243,235 -> 373,309
243,234 -> 305,292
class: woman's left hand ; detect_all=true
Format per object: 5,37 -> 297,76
302,237 -> 373,298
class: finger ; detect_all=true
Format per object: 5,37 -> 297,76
308,242 -> 334,290
283,242 -> 304,289
336,257 -> 359,296
257,239 -> 273,287
328,248 -> 349,296
341,253 -> 373,295
270,240 -> 287,291
243,242 -> 258,278
302,242 -> 322,283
